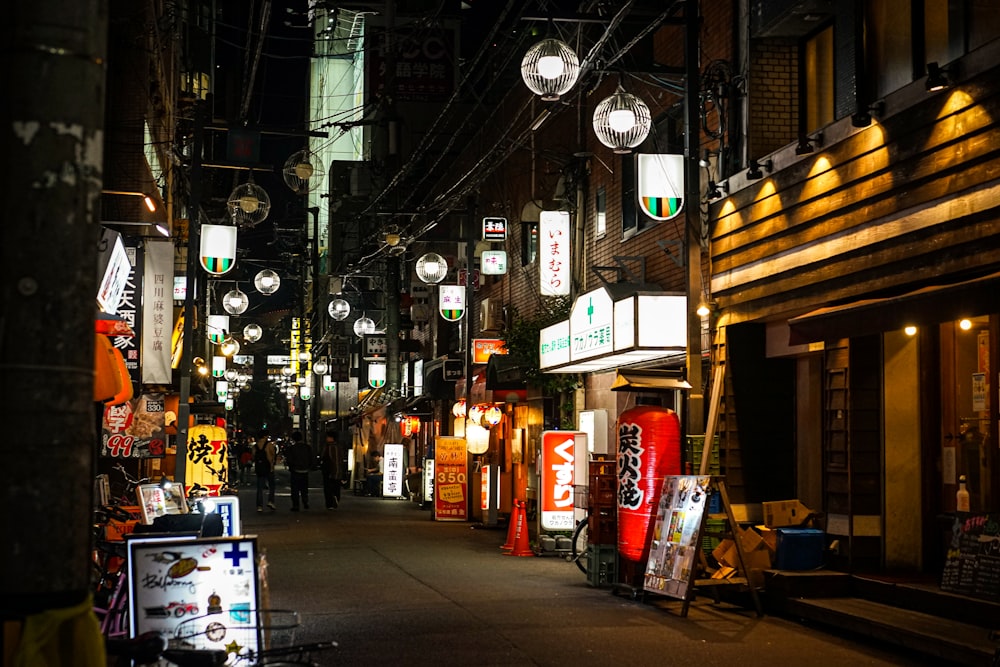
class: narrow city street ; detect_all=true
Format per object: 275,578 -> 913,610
235,470 -> 939,667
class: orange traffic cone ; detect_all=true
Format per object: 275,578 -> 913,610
507,500 -> 535,557
500,499 -> 519,550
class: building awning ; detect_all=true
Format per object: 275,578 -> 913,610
485,354 -> 526,390
787,271 -> 1000,345
610,369 -> 692,392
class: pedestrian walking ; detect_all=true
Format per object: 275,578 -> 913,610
254,429 -> 277,512
286,430 -> 313,511
238,440 -> 253,485
321,431 -> 344,510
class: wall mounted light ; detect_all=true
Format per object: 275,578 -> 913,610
795,131 -> 823,155
925,62 -> 950,92
851,100 -> 885,128
520,38 -> 580,102
706,180 -> 727,200
745,158 -> 772,180
102,190 -> 157,213
592,87 -> 652,154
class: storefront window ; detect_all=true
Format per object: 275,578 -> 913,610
940,316 -> 995,512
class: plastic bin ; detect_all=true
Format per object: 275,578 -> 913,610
775,527 -> 825,570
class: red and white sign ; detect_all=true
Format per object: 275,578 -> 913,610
472,338 -> 507,364
482,217 -> 507,241
539,211 -> 570,296
540,431 -> 587,531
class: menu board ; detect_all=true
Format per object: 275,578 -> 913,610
940,513 -> 1000,601
129,536 -> 261,663
643,475 -> 713,599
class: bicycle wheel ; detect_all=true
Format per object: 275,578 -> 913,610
571,519 -> 589,575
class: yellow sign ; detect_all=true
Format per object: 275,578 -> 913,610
185,423 -> 227,496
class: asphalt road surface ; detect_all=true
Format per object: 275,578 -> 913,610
236,470 -> 938,667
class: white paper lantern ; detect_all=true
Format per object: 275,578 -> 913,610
521,38 -> 580,102
593,88 -> 652,154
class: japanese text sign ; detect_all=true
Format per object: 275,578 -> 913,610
539,211 -> 570,296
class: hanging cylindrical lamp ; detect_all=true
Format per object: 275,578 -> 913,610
323,374 -> 335,391
328,298 -> 351,320
593,87 -> 652,154
227,174 -> 271,227
222,287 -> 249,315
452,399 -> 467,418
466,421 -> 491,455
243,323 -> 262,343
254,269 -> 281,295
299,376 -> 313,400
468,403 -> 485,426
415,252 -> 448,284
215,380 -> 228,401
212,355 -> 226,378
206,315 -> 229,344
521,38 -> 580,102
200,224 -> 238,275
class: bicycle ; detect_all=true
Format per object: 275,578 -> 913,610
170,608 -> 337,666
569,515 -> 590,575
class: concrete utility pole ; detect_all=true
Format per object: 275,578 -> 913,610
684,0 -> 705,435
0,0 -> 108,617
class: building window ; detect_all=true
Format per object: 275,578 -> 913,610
802,25 -> 834,134
595,187 -> 606,239
521,221 -> 537,266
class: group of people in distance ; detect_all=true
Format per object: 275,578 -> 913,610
249,429 -> 347,512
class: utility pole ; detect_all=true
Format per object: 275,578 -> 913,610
176,101 -> 207,484
1,0 -> 108,620
684,0 -> 705,436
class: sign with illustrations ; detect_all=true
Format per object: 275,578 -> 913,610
643,475 -> 712,599
129,536 -> 260,663
101,393 -> 167,459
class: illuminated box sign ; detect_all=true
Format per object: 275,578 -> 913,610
364,334 -> 387,359
383,443 -> 405,498
267,355 -> 292,366
472,339 -> 507,364
637,153 -> 684,221
569,287 -> 614,360
434,437 -> 468,521
482,217 -> 507,241
481,250 -> 507,275
539,431 -> 587,531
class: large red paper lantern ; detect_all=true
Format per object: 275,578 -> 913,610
616,405 -> 681,563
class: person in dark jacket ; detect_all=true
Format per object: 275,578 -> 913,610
285,430 -> 313,511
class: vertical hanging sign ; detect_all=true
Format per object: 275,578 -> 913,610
142,240 -> 173,384
539,210 -> 570,296
439,284 -> 465,321
199,223 -> 237,275
637,153 -> 684,221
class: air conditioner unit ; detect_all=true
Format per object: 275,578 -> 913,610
479,298 -> 504,332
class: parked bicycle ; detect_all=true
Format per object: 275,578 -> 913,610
570,515 -> 590,575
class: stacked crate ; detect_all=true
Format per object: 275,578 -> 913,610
587,460 -> 617,587
685,435 -> 724,554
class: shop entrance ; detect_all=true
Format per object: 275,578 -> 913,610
940,316 -> 997,512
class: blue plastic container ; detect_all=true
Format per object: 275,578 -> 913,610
775,527 -> 825,570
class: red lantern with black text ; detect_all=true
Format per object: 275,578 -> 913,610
616,405 -> 681,564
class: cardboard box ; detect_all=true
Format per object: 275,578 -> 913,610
756,525 -> 778,554
762,499 -> 813,528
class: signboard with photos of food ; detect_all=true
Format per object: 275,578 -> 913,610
101,393 -> 168,459
643,475 -> 712,599
129,536 -> 261,664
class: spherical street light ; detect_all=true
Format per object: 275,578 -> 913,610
521,38 -> 580,102
328,298 -> 350,320
222,288 -> 249,315
415,252 -> 448,284
593,88 -> 651,154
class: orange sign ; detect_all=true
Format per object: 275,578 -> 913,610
472,339 -> 507,364
434,437 -> 468,522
